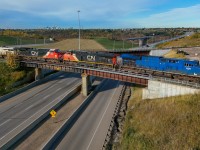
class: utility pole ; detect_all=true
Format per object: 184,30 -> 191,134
77,10 -> 81,50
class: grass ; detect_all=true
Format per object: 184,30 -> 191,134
94,38 -> 137,49
0,35 -> 51,46
157,33 -> 200,48
115,87 -> 200,150
34,38 -> 106,50
0,36 -> 17,46
164,49 -> 185,58
21,37 -> 136,50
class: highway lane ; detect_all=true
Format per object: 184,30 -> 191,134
0,73 -> 81,141
55,79 -> 123,150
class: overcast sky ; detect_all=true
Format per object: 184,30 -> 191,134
0,0 -> 200,29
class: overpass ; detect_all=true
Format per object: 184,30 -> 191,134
20,60 -> 200,97
126,36 -> 151,47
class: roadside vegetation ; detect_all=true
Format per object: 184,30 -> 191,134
0,56 -> 34,96
114,87 -> 200,150
157,33 -> 200,48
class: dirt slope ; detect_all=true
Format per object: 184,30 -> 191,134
36,39 -> 106,50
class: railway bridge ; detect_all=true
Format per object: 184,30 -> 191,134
20,60 -> 200,98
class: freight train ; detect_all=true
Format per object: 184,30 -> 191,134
0,46 -> 15,58
5,48 -> 196,77
40,49 -> 200,76
0,46 -> 49,58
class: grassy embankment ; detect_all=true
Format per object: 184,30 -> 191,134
157,33 -> 200,48
35,38 -> 137,50
115,87 -> 200,150
34,38 -> 106,50
94,38 -> 137,49
0,35 -> 50,46
164,49 -> 185,59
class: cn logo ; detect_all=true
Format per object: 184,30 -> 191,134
31,51 -> 38,56
87,55 -> 95,61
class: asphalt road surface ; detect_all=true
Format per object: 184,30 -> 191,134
0,73 -> 81,144
55,79 -> 123,150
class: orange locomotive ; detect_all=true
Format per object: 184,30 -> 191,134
43,49 -> 122,67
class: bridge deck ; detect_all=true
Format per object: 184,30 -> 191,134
20,61 -> 200,88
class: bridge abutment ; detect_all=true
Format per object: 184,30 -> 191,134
143,80 -> 200,99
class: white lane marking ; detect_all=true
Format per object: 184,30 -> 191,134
0,119 -> 11,127
24,105 -> 34,111
42,87 -> 62,100
0,74 -> 67,108
86,82 -> 119,150
42,94 -> 51,100
0,81 -> 81,141
18,87 -> 63,114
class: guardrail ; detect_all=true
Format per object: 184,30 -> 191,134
0,81 -> 82,149
102,85 -> 127,149
0,71 -> 64,103
41,79 -> 106,149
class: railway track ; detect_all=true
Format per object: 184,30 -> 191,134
20,60 -> 200,88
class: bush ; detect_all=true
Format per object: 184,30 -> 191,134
0,62 -> 27,96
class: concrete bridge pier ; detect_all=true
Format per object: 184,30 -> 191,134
81,73 -> 91,96
35,68 -> 44,81
143,80 -> 200,99
139,38 -> 147,47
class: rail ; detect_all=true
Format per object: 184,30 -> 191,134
19,60 -> 200,88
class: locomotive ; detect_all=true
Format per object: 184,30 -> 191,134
120,54 -> 200,76
0,46 -> 50,58
20,48 -> 200,76
43,49 -> 123,67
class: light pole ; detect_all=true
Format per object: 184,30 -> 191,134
77,10 -> 81,50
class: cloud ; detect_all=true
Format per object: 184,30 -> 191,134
0,0 -> 157,20
0,0 -> 200,28
135,4 -> 200,27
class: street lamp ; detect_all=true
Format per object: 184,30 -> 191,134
77,10 -> 81,50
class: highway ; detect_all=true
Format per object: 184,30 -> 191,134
0,72 -> 81,147
54,79 -> 123,150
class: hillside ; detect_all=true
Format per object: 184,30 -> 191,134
115,87 -> 200,150
164,49 -> 185,58
35,39 -> 106,50
157,33 -> 200,48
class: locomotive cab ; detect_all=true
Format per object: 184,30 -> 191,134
43,49 -> 63,59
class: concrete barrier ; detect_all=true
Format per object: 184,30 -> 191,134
0,71 -> 64,103
0,81 -> 82,149
41,79 -> 106,150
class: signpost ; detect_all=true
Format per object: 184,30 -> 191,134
50,110 -> 56,118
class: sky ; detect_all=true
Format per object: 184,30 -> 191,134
0,0 -> 200,29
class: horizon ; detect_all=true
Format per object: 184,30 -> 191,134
1,0 -> 200,29
0,27 -> 199,30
